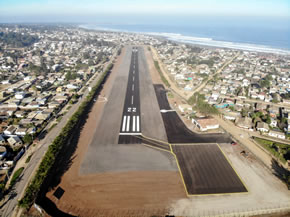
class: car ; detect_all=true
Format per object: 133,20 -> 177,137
231,141 -> 238,145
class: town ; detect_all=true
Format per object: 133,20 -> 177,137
0,24 -> 289,217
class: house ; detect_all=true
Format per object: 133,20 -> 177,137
15,92 -> 27,100
7,136 -> 23,148
256,122 -> 269,133
192,117 -> 219,131
270,118 -> 277,128
268,130 -> 286,140
235,117 -> 252,129
178,104 -> 192,113
4,125 -> 18,136
15,127 -> 27,137
223,111 -> 241,121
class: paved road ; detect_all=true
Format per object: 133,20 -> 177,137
0,53 -> 117,217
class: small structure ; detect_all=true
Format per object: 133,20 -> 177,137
256,122 -> 269,133
235,117 -> 252,129
192,117 -> 219,131
7,136 -> 23,149
268,130 -> 286,140
178,104 -> 192,113
4,125 -> 18,136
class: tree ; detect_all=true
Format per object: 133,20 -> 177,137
23,134 -> 33,144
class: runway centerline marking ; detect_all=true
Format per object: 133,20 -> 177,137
131,95 -> 134,104
132,84 -> 134,91
133,76 -> 135,81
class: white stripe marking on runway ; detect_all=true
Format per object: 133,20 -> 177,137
132,84 -> 134,91
132,116 -> 136,132
122,116 -> 127,132
131,95 -> 134,104
136,116 -> 140,132
126,116 -> 130,132
133,76 -> 135,81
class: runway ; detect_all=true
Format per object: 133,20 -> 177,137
118,47 -> 142,143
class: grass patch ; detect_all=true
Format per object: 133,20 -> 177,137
48,123 -> 57,132
25,154 -> 32,163
254,137 -> 289,164
154,60 -> 170,88
56,116 -> 62,122
10,167 -> 24,187
167,92 -> 174,98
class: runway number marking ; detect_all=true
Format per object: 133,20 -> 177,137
127,107 -> 136,112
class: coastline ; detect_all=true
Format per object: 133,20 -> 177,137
79,24 -> 290,55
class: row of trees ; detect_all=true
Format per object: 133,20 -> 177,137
18,63 -> 113,209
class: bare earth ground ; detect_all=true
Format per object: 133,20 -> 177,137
45,47 -> 185,217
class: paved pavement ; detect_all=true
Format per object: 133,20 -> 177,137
80,46 -> 177,174
0,53 -> 117,217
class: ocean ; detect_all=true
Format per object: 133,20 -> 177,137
80,17 -> 290,55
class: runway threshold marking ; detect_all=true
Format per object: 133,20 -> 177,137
136,116 -> 140,131
133,116 -> 136,131
126,116 -> 130,131
122,116 -> 127,132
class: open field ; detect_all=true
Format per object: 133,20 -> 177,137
172,144 -> 247,195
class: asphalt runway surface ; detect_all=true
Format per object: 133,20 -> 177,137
172,144 -> 247,194
154,84 -> 231,144
81,47 -> 177,174
119,47 -> 141,144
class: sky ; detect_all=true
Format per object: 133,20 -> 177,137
0,0 -> 289,23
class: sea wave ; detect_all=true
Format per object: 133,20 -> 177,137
148,32 -> 290,55
79,24 -> 290,55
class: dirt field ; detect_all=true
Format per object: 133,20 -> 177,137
45,47 -> 186,217
172,144 -> 247,195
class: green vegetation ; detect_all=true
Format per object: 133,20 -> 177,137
48,123 -> 57,132
25,154 -> 33,164
18,63 -> 113,209
254,137 -> 289,164
259,74 -> 273,88
154,60 -> 170,88
167,92 -> 174,98
188,92 -> 219,115
10,167 -> 24,188
23,134 -> 33,145
0,32 -> 39,47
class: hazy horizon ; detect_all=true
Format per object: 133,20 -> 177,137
0,0 -> 289,23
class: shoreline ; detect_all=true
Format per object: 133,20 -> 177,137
79,24 -> 290,55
